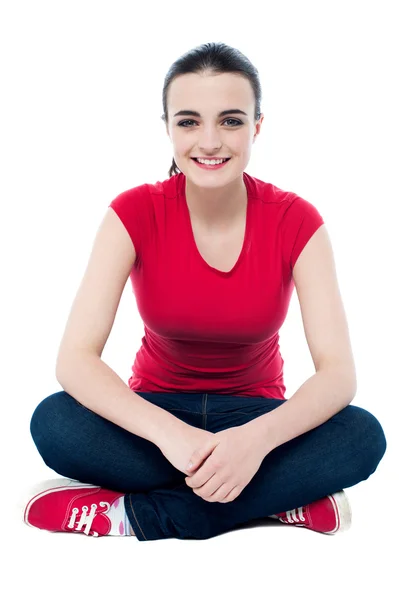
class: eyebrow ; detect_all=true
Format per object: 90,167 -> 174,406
173,109 -> 248,118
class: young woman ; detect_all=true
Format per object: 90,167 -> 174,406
23,42 -> 386,541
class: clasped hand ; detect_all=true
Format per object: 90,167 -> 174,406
185,424 -> 266,503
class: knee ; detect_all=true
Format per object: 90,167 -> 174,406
344,404 -> 387,474
30,391 -> 72,454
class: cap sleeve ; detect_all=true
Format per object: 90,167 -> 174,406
282,194 -> 325,272
108,183 -> 149,259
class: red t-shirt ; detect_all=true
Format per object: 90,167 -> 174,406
108,171 -> 324,400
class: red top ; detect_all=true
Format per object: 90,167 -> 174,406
108,171 -> 324,400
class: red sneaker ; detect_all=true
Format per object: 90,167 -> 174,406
269,489 -> 352,534
23,478 -> 125,537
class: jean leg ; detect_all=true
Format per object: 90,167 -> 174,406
125,396 -> 387,541
29,390 -> 203,494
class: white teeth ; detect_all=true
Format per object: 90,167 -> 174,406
196,158 -> 228,165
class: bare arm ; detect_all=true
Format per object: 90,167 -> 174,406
56,352 -> 186,449
54,207 -> 187,449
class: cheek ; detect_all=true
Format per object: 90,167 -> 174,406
230,133 -> 251,152
175,142 -> 193,156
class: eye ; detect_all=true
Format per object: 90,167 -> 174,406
224,118 -> 242,126
177,118 -> 242,127
178,119 -> 196,127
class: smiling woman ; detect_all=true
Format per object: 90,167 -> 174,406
24,41 -> 387,544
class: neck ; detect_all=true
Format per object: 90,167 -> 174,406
185,175 -> 247,228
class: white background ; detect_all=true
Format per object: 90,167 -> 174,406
2,1 -> 398,598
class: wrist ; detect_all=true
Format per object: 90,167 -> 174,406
244,415 -> 277,456
152,412 -> 188,449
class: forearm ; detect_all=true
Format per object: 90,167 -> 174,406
56,352 -> 186,448
246,367 -> 356,455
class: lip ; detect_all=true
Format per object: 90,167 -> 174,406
191,157 -> 231,170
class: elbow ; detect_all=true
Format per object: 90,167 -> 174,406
55,351 -> 85,383
321,364 -> 357,399
55,362 -> 69,385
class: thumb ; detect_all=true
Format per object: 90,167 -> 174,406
186,443 -> 215,471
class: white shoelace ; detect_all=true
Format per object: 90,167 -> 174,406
67,501 -> 111,536
281,506 -> 306,523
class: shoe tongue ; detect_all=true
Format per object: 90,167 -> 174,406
91,505 -> 112,536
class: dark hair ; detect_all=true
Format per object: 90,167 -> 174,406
161,42 -> 262,178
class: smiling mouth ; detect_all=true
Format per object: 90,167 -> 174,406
191,158 -> 231,164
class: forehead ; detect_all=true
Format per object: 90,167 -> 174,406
168,72 -> 253,113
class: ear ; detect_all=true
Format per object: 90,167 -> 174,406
253,113 -> 264,141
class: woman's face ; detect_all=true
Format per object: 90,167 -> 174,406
165,72 -> 264,186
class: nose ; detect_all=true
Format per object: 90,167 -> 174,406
197,126 -> 223,152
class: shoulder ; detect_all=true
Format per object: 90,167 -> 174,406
111,173 -> 182,205
243,172 -> 301,209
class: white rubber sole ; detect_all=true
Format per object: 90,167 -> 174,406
326,489 -> 352,533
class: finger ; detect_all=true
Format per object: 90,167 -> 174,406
208,483 -> 231,503
194,477 -> 226,501
186,460 -> 215,489
219,485 -> 241,503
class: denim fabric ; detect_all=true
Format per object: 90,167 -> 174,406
30,390 -> 387,541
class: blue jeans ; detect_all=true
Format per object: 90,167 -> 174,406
29,390 -> 387,541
